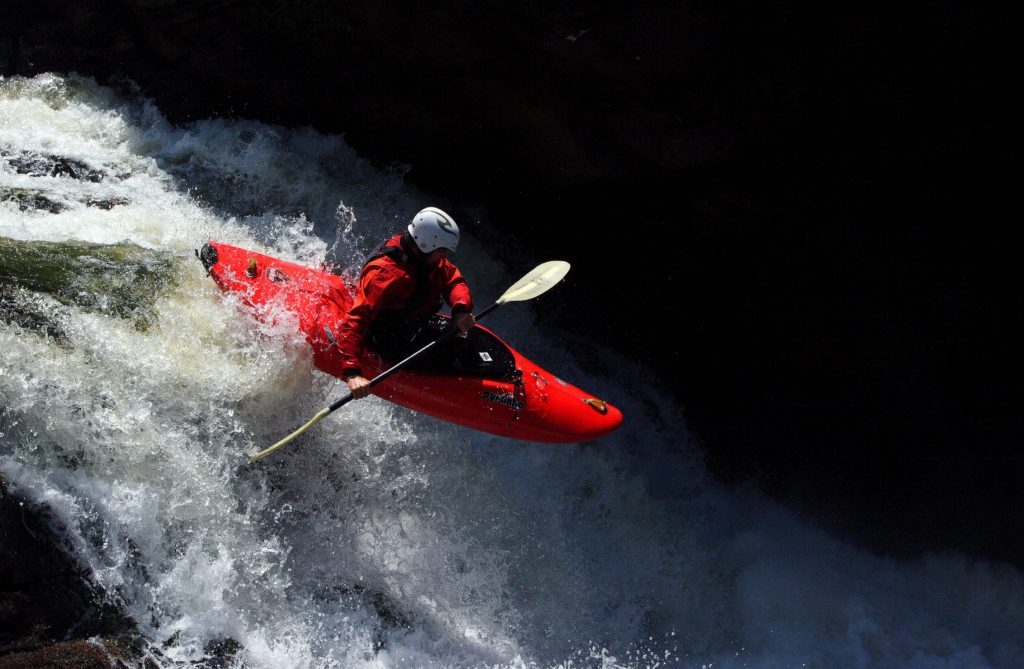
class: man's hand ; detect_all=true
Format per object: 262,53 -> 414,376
346,374 -> 373,399
453,311 -> 475,336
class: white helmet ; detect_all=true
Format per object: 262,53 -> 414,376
408,207 -> 459,253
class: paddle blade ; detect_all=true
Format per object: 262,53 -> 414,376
250,407 -> 330,462
497,260 -> 570,304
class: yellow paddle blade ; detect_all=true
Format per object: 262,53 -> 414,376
249,407 -> 330,462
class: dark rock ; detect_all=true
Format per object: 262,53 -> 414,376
0,481 -> 92,644
0,477 -> 135,667
0,638 -> 122,669
4,151 -> 106,182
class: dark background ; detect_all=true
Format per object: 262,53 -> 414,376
4,1 -> 1019,566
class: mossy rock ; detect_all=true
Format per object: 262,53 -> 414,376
0,237 -> 179,331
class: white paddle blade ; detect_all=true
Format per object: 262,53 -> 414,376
498,260 -> 570,304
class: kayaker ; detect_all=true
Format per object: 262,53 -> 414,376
336,206 -> 476,399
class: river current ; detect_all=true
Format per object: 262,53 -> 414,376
1,73 -> 1020,669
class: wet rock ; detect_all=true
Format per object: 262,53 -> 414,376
0,237 -> 178,330
0,638 -> 123,669
0,477 -> 136,667
4,151 -> 107,182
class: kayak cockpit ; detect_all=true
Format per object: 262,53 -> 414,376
376,316 -> 519,382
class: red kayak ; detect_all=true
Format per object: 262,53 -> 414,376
198,242 -> 622,443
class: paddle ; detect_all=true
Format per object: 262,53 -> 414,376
249,260 -> 571,462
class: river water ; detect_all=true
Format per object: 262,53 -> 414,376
1,73 -> 1020,669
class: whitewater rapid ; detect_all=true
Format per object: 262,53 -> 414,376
1,73 -> 1020,669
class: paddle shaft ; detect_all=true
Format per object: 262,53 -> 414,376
249,259 -> 569,462
326,301 -> 501,414
250,302 -> 503,461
